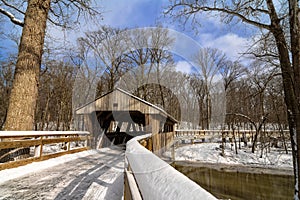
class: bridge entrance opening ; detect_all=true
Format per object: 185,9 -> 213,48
76,88 -> 177,149
98,110 -> 149,146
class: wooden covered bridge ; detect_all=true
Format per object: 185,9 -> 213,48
76,88 -> 177,151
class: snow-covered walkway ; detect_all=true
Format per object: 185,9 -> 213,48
0,146 -> 125,200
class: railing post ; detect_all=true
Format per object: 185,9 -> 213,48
67,135 -> 71,151
34,136 -> 43,158
171,142 -> 175,161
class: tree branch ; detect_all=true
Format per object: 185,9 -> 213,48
1,0 -> 25,15
194,6 -> 271,30
165,2 -> 272,30
0,6 -> 23,27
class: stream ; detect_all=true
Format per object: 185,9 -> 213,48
173,162 -> 294,200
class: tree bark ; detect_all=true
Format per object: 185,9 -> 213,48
268,1 -> 300,198
288,0 -> 300,198
4,0 -> 51,131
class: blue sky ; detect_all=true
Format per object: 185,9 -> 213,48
0,21 -> 21,59
95,0 -> 254,73
1,0 -> 254,72
101,0 -> 163,28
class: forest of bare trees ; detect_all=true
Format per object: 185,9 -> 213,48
0,25 -> 288,133
1,0 -> 299,198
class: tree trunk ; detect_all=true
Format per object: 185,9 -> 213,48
231,123 -> 238,155
251,128 -> 259,153
288,1 -> 300,198
4,0 -> 51,131
1,0 -> 51,163
266,1 -> 300,197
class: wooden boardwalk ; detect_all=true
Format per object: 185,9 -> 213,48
0,146 -> 124,200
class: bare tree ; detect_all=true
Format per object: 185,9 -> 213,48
77,26 -> 130,95
165,1 -> 300,196
35,60 -> 76,131
122,28 -> 163,99
218,60 -> 246,154
220,61 -> 246,93
190,74 -> 206,129
192,47 -> 226,129
268,76 -> 289,153
120,27 -> 177,112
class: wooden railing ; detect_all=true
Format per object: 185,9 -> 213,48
175,129 -> 290,140
0,131 -> 90,170
124,166 -> 143,200
124,134 -> 217,200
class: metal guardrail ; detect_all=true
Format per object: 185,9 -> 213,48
0,131 -> 90,170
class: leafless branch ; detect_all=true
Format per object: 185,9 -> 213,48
1,0 -> 25,15
165,2 -> 272,30
0,6 -> 23,27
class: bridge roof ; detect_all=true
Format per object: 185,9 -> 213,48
76,88 -> 177,123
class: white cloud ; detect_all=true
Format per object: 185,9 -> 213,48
199,33 -> 249,61
175,60 -> 192,74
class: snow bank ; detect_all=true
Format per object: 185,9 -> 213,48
125,137 -> 217,200
173,143 -> 293,170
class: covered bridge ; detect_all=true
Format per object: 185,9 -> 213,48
76,88 -> 177,151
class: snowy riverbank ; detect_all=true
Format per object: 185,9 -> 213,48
167,143 -> 293,173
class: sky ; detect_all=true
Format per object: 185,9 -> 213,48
0,0 -> 255,73
97,0 -> 253,73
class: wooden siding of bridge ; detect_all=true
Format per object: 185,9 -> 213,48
77,89 -> 165,116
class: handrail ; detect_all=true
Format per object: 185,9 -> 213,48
124,168 -> 143,200
175,129 -> 290,132
174,129 -> 290,138
0,131 -> 90,170
125,134 -> 217,200
0,131 -> 90,138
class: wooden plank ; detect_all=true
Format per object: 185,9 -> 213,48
0,131 -> 89,138
0,136 -> 88,150
124,168 -> 142,200
41,136 -> 87,145
40,147 -> 89,161
0,139 -> 41,149
0,147 -> 89,171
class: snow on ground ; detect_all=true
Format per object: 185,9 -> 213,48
170,143 -> 293,170
0,146 -> 125,200
0,149 -> 98,184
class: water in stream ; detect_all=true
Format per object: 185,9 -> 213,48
173,162 -> 294,200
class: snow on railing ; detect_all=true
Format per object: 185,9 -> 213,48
0,131 -> 90,170
125,134 -> 217,200
0,131 -> 90,137
175,129 -> 290,136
